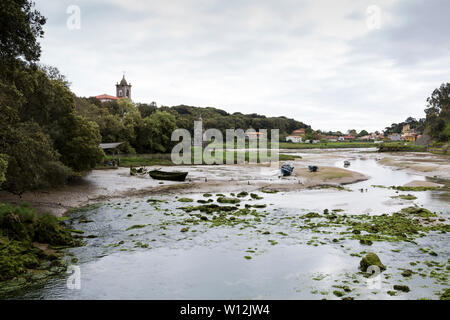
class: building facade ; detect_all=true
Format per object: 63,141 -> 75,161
116,75 -> 132,99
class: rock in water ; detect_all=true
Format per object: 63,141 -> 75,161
393,285 -> 410,292
359,252 -> 386,272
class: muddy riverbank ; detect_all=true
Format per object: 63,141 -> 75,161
1,149 -> 448,300
0,160 -> 368,216
1,149 -> 449,217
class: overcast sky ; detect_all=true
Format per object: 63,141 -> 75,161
34,0 -> 450,132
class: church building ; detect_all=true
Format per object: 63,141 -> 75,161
94,75 -> 132,102
116,75 -> 132,99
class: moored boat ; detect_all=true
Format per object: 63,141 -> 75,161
308,165 -> 318,172
281,162 -> 294,176
149,170 -> 188,181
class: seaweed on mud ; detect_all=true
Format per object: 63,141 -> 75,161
0,203 -> 80,289
391,194 -> 417,200
217,197 -> 240,204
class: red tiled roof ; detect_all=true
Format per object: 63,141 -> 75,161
95,94 -> 119,100
246,132 -> 264,135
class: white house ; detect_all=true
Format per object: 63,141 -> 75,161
388,133 -> 402,141
286,135 -> 303,143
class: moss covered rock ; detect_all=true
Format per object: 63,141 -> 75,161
440,288 -> 450,300
393,285 -> 410,292
217,197 -> 240,204
34,214 -> 76,246
359,252 -> 386,272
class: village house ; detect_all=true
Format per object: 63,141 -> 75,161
291,128 -> 306,136
245,131 -> 265,140
94,94 -> 120,103
325,135 -> 338,142
285,135 -> 303,143
343,135 -> 355,141
388,133 -> 402,141
403,133 -> 417,142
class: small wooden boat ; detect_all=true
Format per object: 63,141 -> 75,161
130,166 -> 148,176
149,170 -> 188,181
308,165 -> 318,172
281,162 -> 294,176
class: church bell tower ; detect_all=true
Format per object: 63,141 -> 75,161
116,75 -> 131,99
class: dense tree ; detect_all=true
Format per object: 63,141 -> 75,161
2,122 -> 72,195
358,130 -> 369,137
136,111 -> 177,153
0,154 -> 7,185
425,83 -> 450,142
0,0 -> 46,63
137,102 -> 157,118
0,0 -> 104,194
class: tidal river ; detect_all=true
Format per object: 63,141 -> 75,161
3,149 -> 449,299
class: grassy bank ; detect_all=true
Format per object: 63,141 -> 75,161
278,142 -> 376,149
102,151 -> 301,167
377,143 -> 428,152
0,202 -> 80,291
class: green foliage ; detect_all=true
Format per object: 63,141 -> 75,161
384,117 -> 426,136
0,0 -> 46,63
56,115 -> 104,172
425,83 -> 450,142
2,122 -> 72,195
137,111 -> 177,153
0,8 -> 104,194
377,143 -> 427,152
0,154 -> 8,185
33,213 -> 75,246
278,142 -> 374,149
0,203 -> 79,281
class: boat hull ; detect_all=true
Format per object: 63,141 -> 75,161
149,170 -> 188,181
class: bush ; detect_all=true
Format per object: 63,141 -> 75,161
33,213 -> 75,246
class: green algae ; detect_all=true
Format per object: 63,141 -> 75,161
126,224 -> 148,231
178,198 -> 194,203
261,189 -> 279,194
391,194 -> 418,200
401,269 -> 413,277
333,290 -> 345,297
0,203 -> 80,289
359,253 -> 386,272
217,197 -> 240,204
393,285 -> 410,292
250,193 -> 263,200
391,186 -> 438,191
439,288 -> 450,300
236,191 -> 249,198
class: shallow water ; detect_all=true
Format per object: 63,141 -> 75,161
4,150 -> 449,300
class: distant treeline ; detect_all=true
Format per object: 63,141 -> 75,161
76,97 -> 312,154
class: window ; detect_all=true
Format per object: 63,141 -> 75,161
118,89 -> 123,97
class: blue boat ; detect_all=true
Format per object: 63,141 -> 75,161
308,165 -> 318,172
281,162 -> 294,176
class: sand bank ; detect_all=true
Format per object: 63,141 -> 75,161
0,163 -> 367,216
